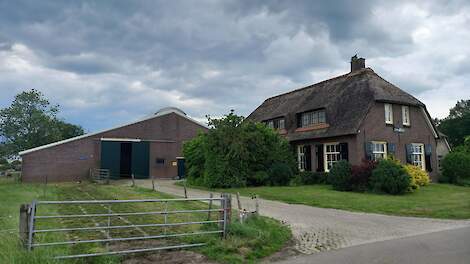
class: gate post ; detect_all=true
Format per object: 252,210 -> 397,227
220,193 -> 232,238
19,204 -> 30,249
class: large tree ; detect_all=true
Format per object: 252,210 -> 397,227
438,99 -> 470,147
0,89 -> 84,158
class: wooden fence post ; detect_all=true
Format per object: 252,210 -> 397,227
131,173 -> 135,187
152,176 -> 156,191
19,204 -> 30,249
236,192 -> 242,211
183,181 -> 188,198
255,194 -> 259,215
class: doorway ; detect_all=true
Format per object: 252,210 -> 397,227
100,140 -> 150,179
120,142 -> 132,177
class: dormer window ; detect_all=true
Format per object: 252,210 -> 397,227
265,117 -> 285,130
384,103 -> 393,124
402,105 -> 410,126
298,109 -> 326,128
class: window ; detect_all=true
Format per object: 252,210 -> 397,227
299,109 -> 326,127
371,141 -> 387,160
402,106 -> 410,126
324,143 -> 341,172
265,118 -> 285,130
297,145 -> 306,172
410,143 -> 425,170
384,103 -> 393,124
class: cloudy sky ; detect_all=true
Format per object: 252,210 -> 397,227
0,0 -> 469,132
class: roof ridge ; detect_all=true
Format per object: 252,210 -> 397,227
264,68 -> 373,102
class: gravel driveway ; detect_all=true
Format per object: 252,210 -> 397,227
126,180 -> 470,255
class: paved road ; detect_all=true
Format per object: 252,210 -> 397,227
277,226 -> 470,264
123,180 -> 470,255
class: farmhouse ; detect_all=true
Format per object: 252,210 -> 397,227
19,107 -> 207,182
248,56 -> 448,181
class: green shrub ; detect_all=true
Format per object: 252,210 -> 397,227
441,151 -> 470,185
405,164 -> 430,190
370,159 -> 411,194
268,163 -> 293,186
183,111 -> 297,188
248,171 -> 270,186
291,171 -> 328,186
328,160 -> 352,191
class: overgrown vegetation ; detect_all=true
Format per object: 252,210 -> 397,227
0,179 -> 290,264
184,111 -> 297,188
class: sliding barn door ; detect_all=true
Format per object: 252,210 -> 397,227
131,142 -> 150,179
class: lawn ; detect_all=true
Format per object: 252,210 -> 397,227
180,182 -> 470,219
0,178 -> 291,264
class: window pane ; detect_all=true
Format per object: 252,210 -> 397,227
318,111 -> 326,123
279,119 -> 285,129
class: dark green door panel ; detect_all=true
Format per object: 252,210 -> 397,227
177,158 -> 185,179
101,141 -> 121,179
131,142 -> 150,179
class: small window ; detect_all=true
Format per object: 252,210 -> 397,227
410,143 -> 425,170
384,103 -> 393,124
324,143 -> 341,172
402,106 -> 410,126
299,109 -> 326,127
265,118 -> 285,130
371,141 -> 387,161
156,158 -> 165,165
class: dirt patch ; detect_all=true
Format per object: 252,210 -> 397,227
261,239 -> 300,263
110,240 -> 216,264
122,250 -> 216,264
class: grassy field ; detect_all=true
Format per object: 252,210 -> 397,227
179,182 -> 470,219
0,179 -> 291,264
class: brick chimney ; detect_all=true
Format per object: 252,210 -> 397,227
351,55 -> 365,72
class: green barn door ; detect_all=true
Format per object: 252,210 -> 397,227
101,141 -> 121,179
131,142 -> 150,179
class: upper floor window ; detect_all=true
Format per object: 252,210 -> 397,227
265,117 -> 285,130
299,109 -> 326,128
402,106 -> 410,126
384,103 -> 393,124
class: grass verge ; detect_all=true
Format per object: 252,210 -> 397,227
0,178 -> 290,264
177,181 -> 470,219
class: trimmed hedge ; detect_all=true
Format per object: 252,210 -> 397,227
290,171 -> 328,186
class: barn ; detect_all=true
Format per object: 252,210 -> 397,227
19,107 -> 208,182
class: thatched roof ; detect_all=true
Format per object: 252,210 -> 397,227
247,68 -> 424,141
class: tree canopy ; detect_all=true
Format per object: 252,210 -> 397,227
0,89 -> 84,158
183,110 -> 297,188
437,99 -> 470,147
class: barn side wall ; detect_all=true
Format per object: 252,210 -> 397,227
21,113 -> 207,182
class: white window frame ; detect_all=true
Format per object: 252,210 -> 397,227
410,143 -> 425,170
384,103 -> 393,124
371,141 -> 387,161
324,142 -> 341,172
402,105 -> 410,126
297,145 -> 306,172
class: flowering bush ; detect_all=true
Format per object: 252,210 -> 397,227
405,164 -> 430,190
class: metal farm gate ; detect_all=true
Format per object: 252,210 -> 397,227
19,195 -> 231,259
